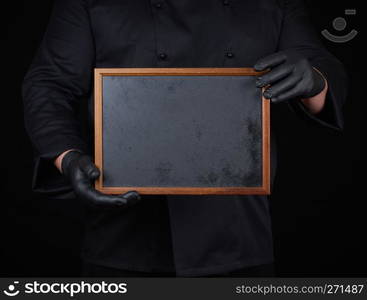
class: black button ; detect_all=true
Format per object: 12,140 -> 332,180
155,2 -> 163,8
158,53 -> 167,60
226,52 -> 234,58
223,0 -> 230,6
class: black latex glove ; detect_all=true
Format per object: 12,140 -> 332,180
254,51 -> 326,103
61,151 -> 141,208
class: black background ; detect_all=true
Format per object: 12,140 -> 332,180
1,1 -> 363,277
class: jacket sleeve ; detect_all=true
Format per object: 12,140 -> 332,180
22,0 -> 94,195
277,0 -> 348,131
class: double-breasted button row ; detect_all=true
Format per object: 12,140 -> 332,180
157,52 -> 234,61
154,1 -> 229,8
154,1 -> 233,62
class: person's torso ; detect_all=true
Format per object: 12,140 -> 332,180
82,0 -> 280,274
88,0 -> 283,68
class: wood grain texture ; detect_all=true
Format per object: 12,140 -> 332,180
94,69 -> 104,191
94,68 -> 270,195
95,68 -> 267,77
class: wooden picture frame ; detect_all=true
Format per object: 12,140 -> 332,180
95,68 -> 270,195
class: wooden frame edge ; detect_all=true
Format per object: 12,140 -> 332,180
262,94 -> 271,195
97,187 -> 270,195
94,69 -> 104,191
93,67 -> 267,76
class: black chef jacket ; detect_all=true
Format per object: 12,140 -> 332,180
22,0 -> 347,276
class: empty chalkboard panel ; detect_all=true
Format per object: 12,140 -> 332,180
95,68 -> 270,195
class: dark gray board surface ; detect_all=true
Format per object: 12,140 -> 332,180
102,75 -> 262,188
